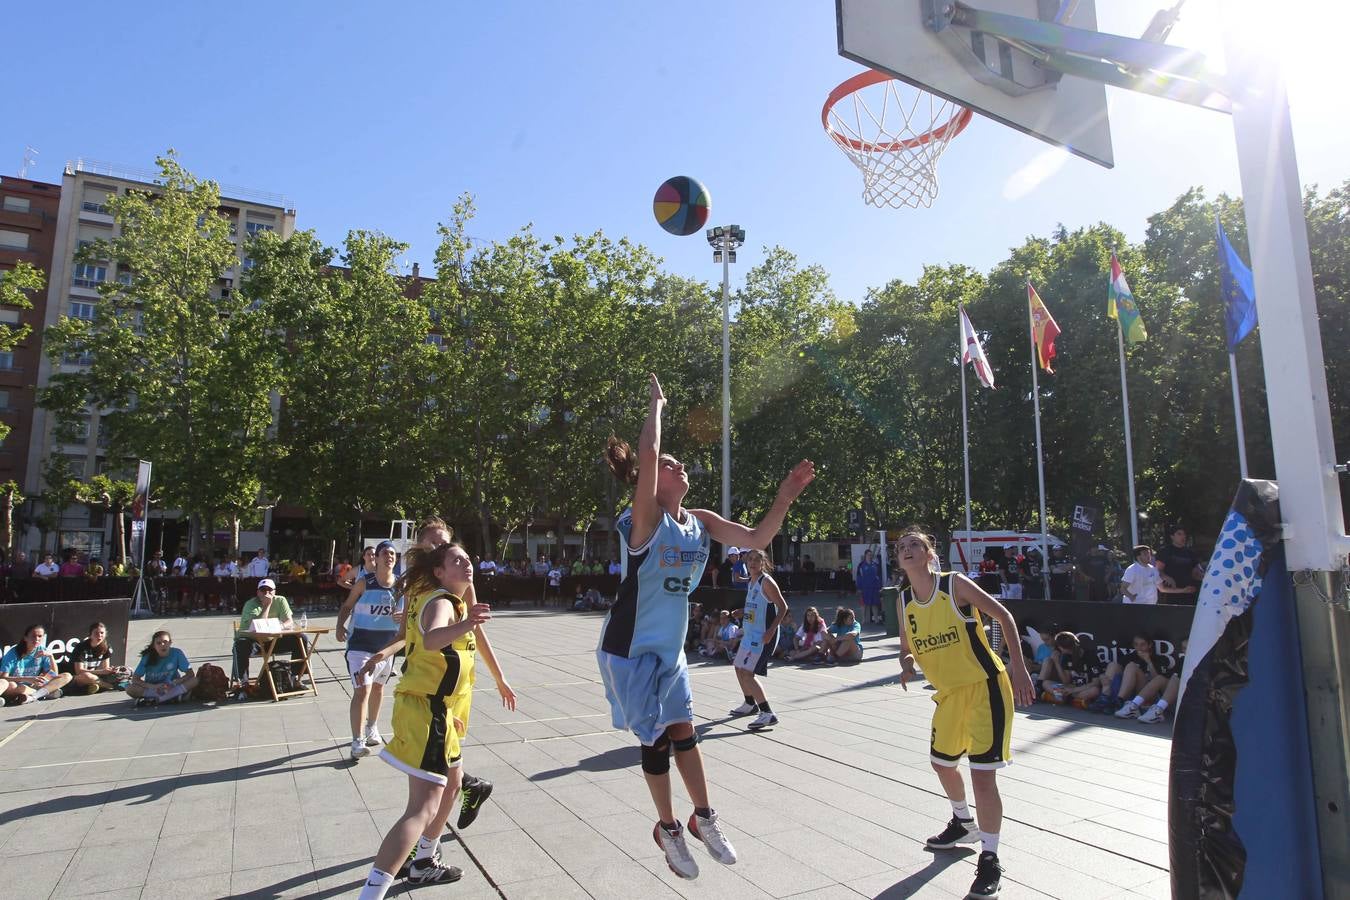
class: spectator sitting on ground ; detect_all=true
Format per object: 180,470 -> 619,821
59,552 -> 86,578
0,624 -> 73,704
825,606 -> 863,663
700,610 -> 741,660
233,578 -> 308,686
584,586 -> 609,610
685,603 -> 704,650
788,606 -> 830,662
571,585 -> 588,611
1113,633 -> 1177,720
128,630 -> 198,707
1042,631 -> 1109,706
1137,639 -> 1186,724
67,621 -> 131,694
772,613 -> 797,659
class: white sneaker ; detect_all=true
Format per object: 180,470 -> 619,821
688,810 -> 737,865
653,822 -> 699,879
1115,701 -> 1141,719
746,711 -> 777,731
728,702 -> 757,717
364,726 -> 384,746
1138,703 -> 1166,724
350,738 -> 371,759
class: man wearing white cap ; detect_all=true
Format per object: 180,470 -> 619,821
233,578 -> 307,688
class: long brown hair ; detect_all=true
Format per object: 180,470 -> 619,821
802,606 -> 823,633
605,435 -> 639,485
395,542 -> 469,611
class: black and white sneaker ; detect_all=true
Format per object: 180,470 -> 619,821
407,857 -> 462,884
966,850 -> 1003,898
926,816 -> 978,849
457,775 -> 494,830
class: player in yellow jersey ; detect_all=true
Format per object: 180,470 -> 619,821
896,530 -> 1034,900
355,542 -> 516,899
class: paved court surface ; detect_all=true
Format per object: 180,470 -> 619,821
0,597 -> 1173,899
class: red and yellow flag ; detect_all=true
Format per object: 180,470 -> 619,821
1027,281 -> 1061,373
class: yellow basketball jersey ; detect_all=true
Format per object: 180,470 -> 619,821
398,587 -> 476,698
902,572 -> 1004,691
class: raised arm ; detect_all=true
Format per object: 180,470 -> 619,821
689,459 -> 815,550
628,374 -> 666,550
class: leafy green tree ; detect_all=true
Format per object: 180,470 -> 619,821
248,228 -> 441,553
73,474 -> 137,565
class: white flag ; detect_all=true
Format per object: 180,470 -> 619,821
960,306 -> 995,389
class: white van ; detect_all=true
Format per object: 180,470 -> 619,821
948,530 -> 1067,574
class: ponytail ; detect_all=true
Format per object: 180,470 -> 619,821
395,542 -> 468,614
605,435 -> 639,485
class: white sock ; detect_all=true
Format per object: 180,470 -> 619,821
979,830 -> 1000,854
415,834 -> 438,861
951,800 -> 972,820
357,867 -> 394,900
32,685 -> 52,700
1153,698 -> 1168,711
1131,695 -> 1145,707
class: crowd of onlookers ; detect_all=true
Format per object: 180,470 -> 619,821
0,619 -> 202,708
684,602 -> 866,666
1019,622 -> 1186,725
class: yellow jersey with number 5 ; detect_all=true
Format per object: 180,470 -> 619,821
901,572 -> 1004,691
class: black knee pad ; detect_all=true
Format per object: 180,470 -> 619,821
671,733 -> 699,753
641,742 -> 671,776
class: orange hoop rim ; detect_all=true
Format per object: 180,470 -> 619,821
822,69 -> 974,153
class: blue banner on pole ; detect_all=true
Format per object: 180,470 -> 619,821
1216,218 -> 1258,351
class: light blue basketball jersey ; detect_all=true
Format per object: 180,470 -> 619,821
743,573 -> 772,642
349,572 -> 399,652
600,507 -> 709,664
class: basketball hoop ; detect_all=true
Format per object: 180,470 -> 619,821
822,70 -> 973,209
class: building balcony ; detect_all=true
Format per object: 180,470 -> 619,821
70,282 -> 102,298
78,204 -> 114,226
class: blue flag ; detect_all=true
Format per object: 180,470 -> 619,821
1216,218 -> 1258,351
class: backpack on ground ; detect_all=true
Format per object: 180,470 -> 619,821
194,663 -> 229,702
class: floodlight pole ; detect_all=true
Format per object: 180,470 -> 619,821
707,225 -> 744,521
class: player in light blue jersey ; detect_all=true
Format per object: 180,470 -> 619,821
598,374 -> 814,881
338,540 -> 401,760
728,548 -> 788,731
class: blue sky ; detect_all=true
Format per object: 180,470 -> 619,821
9,0 -> 1345,304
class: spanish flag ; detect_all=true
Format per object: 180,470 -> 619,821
1027,281 -> 1060,373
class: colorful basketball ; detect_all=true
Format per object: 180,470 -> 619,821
653,176 -> 711,236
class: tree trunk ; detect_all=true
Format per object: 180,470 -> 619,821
187,512 -> 201,557
0,488 -> 12,554
111,504 -> 126,565
478,503 -> 492,564
229,515 -> 240,559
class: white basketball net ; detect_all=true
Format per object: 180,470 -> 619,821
825,79 -> 969,209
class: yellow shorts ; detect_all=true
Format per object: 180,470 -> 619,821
381,690 -> 473,785
929,671 -> 1014,770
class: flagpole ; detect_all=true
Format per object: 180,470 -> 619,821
960,307 -> 973,545
1228,352 -> 1249,478
1115,318 -> 1140,547
1027,281 -> 1052,600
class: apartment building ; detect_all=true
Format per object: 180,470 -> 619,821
22,159 -> 295,557
0,176 -> 62,492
